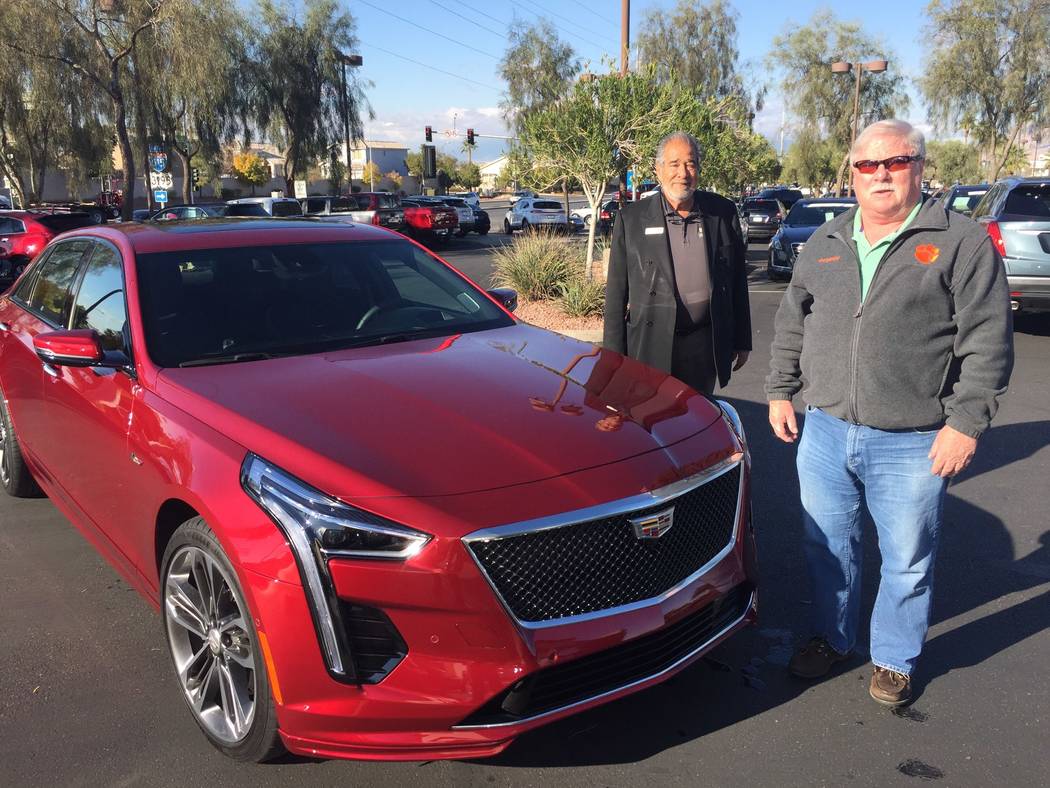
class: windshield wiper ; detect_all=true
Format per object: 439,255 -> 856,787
179,352 -> 277,367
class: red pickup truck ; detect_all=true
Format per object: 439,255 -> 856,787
400,198 -> 458,246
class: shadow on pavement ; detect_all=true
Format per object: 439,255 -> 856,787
483,397 -> 1045,767
1013,311 -> 1050,337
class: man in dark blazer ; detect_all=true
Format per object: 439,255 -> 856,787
603,132 -> 752,394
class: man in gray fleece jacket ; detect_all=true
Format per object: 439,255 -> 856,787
766,120 -> 1013,707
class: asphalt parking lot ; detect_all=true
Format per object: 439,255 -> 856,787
0,241 -> 1046,787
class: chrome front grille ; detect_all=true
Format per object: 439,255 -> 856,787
465,464 -> 742,625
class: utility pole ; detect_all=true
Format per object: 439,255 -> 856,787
620,0 -> 630,76
779,105 -> 786,159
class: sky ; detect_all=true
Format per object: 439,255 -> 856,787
349,0 -> 935,166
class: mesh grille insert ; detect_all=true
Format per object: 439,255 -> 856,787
467,465 -> 740,623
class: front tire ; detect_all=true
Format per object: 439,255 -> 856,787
161,517 -> 284,762
0,391 -> 43,497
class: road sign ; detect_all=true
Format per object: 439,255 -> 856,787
626,169 -> 634,191
149,171 -> 173,189
148,145 -> 168,174
153,189 -> 168,204
294,179 -> 307,199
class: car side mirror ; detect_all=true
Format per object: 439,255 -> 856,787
487,287 -> 518,313
33,329 -> 105,368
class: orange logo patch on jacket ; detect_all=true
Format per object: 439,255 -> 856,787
915,244 -> 940,265
816,255 -> 840,263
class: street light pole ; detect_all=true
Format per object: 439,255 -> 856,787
831,58 -> 888,195
338,53 -> 363,194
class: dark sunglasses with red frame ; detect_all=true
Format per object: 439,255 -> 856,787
852,154 -> 924,174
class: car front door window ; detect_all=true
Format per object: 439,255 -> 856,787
27,240 -> 90,326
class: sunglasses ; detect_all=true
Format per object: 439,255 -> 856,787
852,155 -> 924,174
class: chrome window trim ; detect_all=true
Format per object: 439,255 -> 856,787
452,588 -> 755,730
462,454 -> 745,629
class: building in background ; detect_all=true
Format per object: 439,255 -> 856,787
479,154 -> 509,194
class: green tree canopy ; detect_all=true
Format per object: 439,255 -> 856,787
920,0 -> 1050,181
637,0 -> 761,114
246,0 -> 371,193
768,10 -> 910,191
497,19 -> 580,135
925,140 -> 983,185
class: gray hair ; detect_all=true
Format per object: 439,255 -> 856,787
656,132 -> 703,165
851,119 -> 926,161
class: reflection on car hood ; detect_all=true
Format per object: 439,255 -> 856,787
156,324 -> 723,498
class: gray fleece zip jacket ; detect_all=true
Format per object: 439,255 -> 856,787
766,198 -> 1013,438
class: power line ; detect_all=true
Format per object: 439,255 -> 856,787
517,0 -> 614,52
566,0 -> 619,30
356,0 -> 501,60
428,0 -> 506,39
367,43 -> 501,91
455,0 -> 611,58
525,0 -> 617,47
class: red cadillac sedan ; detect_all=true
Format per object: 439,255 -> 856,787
0,219 -> 757,762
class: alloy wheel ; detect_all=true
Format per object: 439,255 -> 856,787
164,545 -> 257,745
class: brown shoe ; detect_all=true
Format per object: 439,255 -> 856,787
870,667 -> 912,707
788,637 -> 851,678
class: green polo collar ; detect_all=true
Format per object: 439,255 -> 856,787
852,200 -> 923,300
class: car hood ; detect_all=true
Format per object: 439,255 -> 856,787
777,224 -> 821,244
154,324 -> 724,498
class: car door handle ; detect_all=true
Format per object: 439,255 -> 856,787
42,361 -> 59,378
0,322 -> 9,332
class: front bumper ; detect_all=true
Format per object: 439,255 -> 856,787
745,224 -> 777,240
244,428 -> 757,760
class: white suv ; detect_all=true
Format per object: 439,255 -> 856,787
504,198 -> 567,234
450,191 -> 481,210
227,196 -> 303,217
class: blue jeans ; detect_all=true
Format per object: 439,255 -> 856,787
797,407 -> 948,675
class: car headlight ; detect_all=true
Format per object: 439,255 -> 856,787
716,399 -> 747,451
242,454 -> 430,680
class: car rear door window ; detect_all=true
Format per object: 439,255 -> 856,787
0,217 -> 25,235
27,240 -> 90,325
1003,184 -> 1050,219
271,201 -> 303,217
304,198 -> 328,214
71,242 -> 129,352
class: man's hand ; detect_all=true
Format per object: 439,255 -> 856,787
768,399 -> 799,443
929,425 -> 977,478
732,350 -> 750,371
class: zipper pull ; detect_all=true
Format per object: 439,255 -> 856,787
854,304 -> 863,318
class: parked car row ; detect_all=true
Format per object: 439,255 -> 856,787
135,193 -> 492,250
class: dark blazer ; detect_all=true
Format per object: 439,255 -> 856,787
603,189 -> 752,388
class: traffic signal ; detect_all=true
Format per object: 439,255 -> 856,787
423,145 -> 437,178
425,125 -> 432,142
191,167 -> 201,188
466,128 -> 475,145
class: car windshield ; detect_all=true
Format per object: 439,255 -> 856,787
225,203 -> 269,217
532,201 -> 562,210
785,203 -> 853,226
34,213 -> 98,232
135,239 -> 513,367
947,189 -> 988,215
745,200 -> 779,213
1002,184 -> 1050,220
271,201 -> 303,217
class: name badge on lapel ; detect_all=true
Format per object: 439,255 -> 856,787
644,226 -> 665,235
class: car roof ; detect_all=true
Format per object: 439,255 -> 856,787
55,218 -> 399,255
796,197 -> 857,205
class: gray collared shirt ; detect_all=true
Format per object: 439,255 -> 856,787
662,194 -> 711,327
